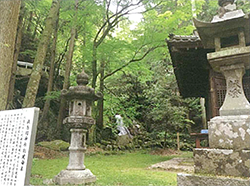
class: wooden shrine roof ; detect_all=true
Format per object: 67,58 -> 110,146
166,34 -> 213,99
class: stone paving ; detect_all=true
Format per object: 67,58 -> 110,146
149,158 -> 194,173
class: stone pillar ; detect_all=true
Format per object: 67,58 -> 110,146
220,63 -> 250,116
54,129 -> 96,185
67,129 -> 87,170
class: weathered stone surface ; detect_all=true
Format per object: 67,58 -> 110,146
37,140 -> 69,151
54,169 -> 96,185
149,158 -> 194,173
208,48 -> 250,115
54,69 -> 99,185
194,148 -> 250,177
61,69 -> 101,101
208,115 -> 250,150
67,129 -> 87,170
177,173 -> 250,186
212,9 -> 245,23
63,116 -> 95,129
219,64 -> 250,116
117,135 -> 132,146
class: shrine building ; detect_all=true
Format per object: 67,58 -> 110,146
166,14 -> 250,120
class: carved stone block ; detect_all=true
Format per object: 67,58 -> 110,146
177,173 -> 250,186
208,115 -> 250,150
54,169 -> 96,185
194,148 -> 250,177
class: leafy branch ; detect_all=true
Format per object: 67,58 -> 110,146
103,44 -> 166,80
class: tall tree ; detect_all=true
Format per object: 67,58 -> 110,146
7,0 -> 26,109
0,0 -> 21,110
91,0 -> 147,89
22,0 -> 60,108
57,0 -> 78,132
92,0 -> 160,134
40,0 -> 60,125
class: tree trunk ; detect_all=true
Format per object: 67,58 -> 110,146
40,0 -> 60,124
22,0 -> 60,108
26,11 -> 33,32
200,97 -> 207,129
7,0 -> 25,109
54,37 -> 70,85
96,60 -> 104,132
57,0 -> 78,132
32,15 -> 40,40
0,0 -> 21,110
164,131 -> 167,149
91,45 -> 97,89
177,132 -> 180,151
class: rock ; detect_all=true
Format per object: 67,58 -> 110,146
177,173 -> 250,186
43,179 -> 54,185
149,158 -> 194,173
117,135 -> 132,146
33,152 -> 46,159
106,145 -> 113,151
101,127 -> 113,140
37,140 -> 69,151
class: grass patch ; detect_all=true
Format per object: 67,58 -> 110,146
31,150 -> 192,185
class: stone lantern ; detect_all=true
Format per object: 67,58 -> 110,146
193,0 -> 250,149
178,0 -> 250,185
54,69 -> 101,185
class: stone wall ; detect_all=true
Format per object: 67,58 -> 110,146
194,148 -> 250,177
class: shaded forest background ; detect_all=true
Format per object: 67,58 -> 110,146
1,0 -> 249,150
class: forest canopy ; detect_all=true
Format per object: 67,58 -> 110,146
0,0 -> 249,148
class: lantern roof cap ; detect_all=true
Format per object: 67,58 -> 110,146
193,13 -> 250,49
76,69 -> 89,86
61,69 -> 102,101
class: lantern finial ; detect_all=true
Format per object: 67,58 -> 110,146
77,69 -> 89,86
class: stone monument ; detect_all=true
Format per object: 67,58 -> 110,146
54,69 -> 101,185
178,0 -> 250,185
0,107 -> 39,186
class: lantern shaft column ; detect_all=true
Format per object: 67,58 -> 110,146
67,129 -> 87,170
219,63 -> 250,116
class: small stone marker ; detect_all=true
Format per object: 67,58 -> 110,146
0,107 -> 39,186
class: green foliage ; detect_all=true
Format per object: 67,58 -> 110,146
18,0 -> 216,145
237,0 -> 250,13
43,91 -> 61,100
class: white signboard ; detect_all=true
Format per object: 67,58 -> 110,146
0,108 -> 39,186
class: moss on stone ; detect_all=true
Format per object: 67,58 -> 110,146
37,140 -> 69,151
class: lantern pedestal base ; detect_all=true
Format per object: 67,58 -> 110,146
54,169 -> 96,185
208,115 -> 250,150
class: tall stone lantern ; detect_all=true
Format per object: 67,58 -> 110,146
54,69 -> 101,185
178,0 -> 250,185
